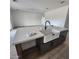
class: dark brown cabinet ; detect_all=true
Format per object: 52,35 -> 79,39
36,30 -> 68,54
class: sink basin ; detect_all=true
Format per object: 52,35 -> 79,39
40,30 -> 52,35
29,32 -> 37,36
52,29 -> 60,33
40,28 -> 60,35
26,32 -> 37,37
40,29 -> 60,43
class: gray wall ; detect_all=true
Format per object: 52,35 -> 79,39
44,5 -> 68,27
10,9 -> 43,28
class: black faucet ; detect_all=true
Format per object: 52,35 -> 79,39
45,20 -> 51,30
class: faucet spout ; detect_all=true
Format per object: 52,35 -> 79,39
45,20 -> 51,30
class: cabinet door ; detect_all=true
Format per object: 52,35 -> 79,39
59,30 -> 68,40
40,42 -> 52,53
51,38 -> 59,48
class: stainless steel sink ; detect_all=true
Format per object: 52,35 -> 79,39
29,33 -> 37,36
26,32 -> 37,37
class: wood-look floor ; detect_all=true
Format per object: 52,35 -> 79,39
22,40 -> 69,59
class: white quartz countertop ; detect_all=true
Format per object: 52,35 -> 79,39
14,28 -> 44,44
13,26 -> 68,44
52,26 -> 68,32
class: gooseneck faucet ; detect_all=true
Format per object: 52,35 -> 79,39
45,20 -> 51,30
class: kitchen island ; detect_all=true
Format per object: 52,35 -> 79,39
12,26 -> 68,59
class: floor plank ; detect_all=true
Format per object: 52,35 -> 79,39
22,40 -> 69,59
